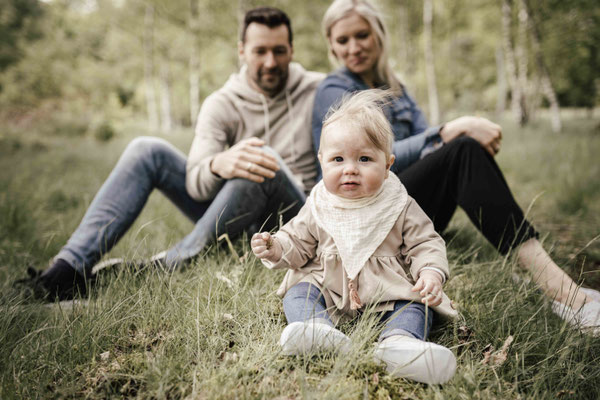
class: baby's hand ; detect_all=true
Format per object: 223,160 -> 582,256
251,232 -> 282,263
412,270 -> 444,306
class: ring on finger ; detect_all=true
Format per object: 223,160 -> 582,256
247,161 -> 253,171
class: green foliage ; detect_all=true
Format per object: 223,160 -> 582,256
0,0 -> 44,71
94,120 -> 116,142
1,0 -> 597,129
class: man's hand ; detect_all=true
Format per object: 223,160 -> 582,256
440,116 -> 502,157
251,232 -> 283,263
210,137 -> 280,183
412,270 -> 444,306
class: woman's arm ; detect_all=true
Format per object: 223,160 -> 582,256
439,116 -> 503,156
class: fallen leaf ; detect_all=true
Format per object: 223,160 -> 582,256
371,372 -> 379,385
557,389 -> 575,397
482,336 -> 514,367
99,351 -> 110,361
491,335 -> 514,367
481,344 -> 493,365
457,325 -> 473,344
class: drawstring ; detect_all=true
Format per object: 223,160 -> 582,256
348,277 -> 362,310
284,89 -> 297,163
259,93 -> 270,146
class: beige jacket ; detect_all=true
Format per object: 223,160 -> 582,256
186,62 -> 325,201
263,195 -> 458,322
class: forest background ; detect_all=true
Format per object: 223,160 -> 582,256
1,0 -> 598,132
1,0 -> 600,399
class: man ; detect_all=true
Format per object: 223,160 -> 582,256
20,7 -> 324,301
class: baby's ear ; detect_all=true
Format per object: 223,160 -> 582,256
385,154 -> 395,177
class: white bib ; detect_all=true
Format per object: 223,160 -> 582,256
310,173 -> 408,280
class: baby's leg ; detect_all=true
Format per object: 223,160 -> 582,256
374,301 -> 456,385
280,282 -> 350,355
378,300 -> 434,341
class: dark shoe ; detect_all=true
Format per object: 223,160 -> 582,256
14,259 -> 89,302
12,267 -> 47,301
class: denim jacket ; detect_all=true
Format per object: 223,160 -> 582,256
311,67 -> 443,176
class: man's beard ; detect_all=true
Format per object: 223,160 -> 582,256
256,67 -> 288,96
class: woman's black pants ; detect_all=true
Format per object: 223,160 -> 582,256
397,136 -> 537,255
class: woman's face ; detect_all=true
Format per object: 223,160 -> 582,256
329,12 -> 380,85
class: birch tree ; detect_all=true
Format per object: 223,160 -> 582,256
143,4 -> 159,131
501,0 -> 526,125
159,62 -> 173,132
423,0 -> 439,125
496,45 -> 507,117
188,0 -> 201,127
515,0 -> 529,125
523,0 -> 562,132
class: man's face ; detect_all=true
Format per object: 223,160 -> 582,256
238,23 -> 293,97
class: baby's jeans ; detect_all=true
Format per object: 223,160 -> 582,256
283,282 -> 434,341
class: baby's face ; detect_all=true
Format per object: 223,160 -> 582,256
319,121 -> 394,199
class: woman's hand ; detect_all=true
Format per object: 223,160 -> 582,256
412,270 -> 444,306
210,137 -> 280,182
440,116 -> 502,156
251,232 -> 283,263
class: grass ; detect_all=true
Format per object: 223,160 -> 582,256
1,111 -> 599,399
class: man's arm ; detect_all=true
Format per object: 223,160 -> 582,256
185,93 -> 280,202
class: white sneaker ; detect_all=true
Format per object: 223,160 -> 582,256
580,302 -> 600,335
581,287 -> 600,303
279,321 -> 351,355
374,335 -> 456,385
552,300 -> 600,335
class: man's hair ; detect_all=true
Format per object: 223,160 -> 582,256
240,7 -> 293,44
321,89 -> 394,159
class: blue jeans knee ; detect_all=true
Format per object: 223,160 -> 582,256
283,282 -> 333,326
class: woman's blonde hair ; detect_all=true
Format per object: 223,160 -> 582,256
322,0 -> 402,92
321,89 -> 394,159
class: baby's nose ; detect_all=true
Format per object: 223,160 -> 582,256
343,162 -> 359,174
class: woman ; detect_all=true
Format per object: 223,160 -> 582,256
312,0 -> 600,331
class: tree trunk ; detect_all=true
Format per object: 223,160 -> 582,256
516,0 -> 529,125
237,0 -> 247,24
523,0 -> 562,132
144,4 -> 159,131
188,0 -> 201,127
160,62 -> 173,132
396,2 -> 413,78
423,0 -> 440,125
495,45 -> 507,118
501,0 -> 526,125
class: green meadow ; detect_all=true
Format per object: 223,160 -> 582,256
1,112 -> 599,399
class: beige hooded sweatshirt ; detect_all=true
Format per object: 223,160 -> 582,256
185,62 -> 325,201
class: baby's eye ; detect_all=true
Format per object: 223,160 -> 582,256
333,156 -> 343,162
359,156 -> 371,162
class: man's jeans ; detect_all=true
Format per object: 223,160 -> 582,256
56,136 -> 306,273
282,282 -> 434,341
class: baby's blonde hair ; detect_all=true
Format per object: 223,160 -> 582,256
320,89 -> 394,159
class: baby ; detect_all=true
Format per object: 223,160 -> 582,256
251,90 -> 457,385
